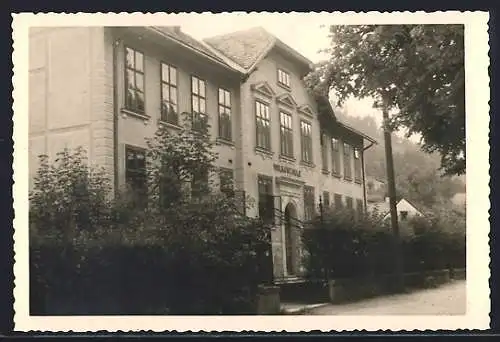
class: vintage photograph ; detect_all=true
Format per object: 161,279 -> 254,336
13,12 -> 490,331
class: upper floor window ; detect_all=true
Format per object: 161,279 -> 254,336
343,142 -> 353,180
331,138 -> 341,175
161,63 -> 178,124
218,88 -> 232,141
191,76 -> 207,132
321,133 -> 329,171
354,147 -> 362,183
277,68 -> 291,88
125,47 -> 145,113
280,111 -> 293,158
125,145 -> 147,206
300,121 -> 313,163
400,211 -> 409,221
303,185 -> 316,221
255,101 -> 271,151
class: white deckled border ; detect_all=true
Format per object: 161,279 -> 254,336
12,11 -> 490,332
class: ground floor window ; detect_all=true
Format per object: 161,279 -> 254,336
219,168 -> 234,197
334,193 -> 343,209
258,175 -> 274,223
322,191 -> 330,210
303,185 -> 315,221
346,196 -> 354,211
191,169 -> 209,198
125,145 -> 147,206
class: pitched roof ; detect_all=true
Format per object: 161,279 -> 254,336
151,26 -> 229,66
203,26 -> 312,72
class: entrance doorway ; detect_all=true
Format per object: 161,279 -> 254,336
284,202 -> 297,276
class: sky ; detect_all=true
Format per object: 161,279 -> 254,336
168,13 -> 419,142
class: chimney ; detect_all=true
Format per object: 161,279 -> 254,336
172,26 -> 181,34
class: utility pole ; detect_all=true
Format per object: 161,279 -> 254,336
382,104 -> 404,292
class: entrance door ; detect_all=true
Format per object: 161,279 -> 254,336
284,203 -> 297,276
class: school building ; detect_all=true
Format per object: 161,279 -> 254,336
28,26 -> 376,281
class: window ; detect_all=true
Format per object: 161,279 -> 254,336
191,169 -> 209,198
191,76 -> 207,132
400,211 -> 409,221
258,175 -> 274,223
160,63 -> 178,124
343,142 -> 353,179
331,138 -> 341,175
300,121 -> 313,163
219,168 -> 234,197
334,193 -> 343,209
321,133 -> 329,171
356,199 -> 364,216
125,47 -> 145,113
125,145 -> 147,205
218,88 -> 232,140
322,191 -> 330,209
255,101 -> 271,151
303,185 -> 315,221
277,68 -> 291,88
346,196 -> 353,210
354,147 -> 362,182
280,111 -> 293,158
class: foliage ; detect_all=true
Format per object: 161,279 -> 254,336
306,25 -> 465,176
29,116 -> 270,315
302,207 -> 465,281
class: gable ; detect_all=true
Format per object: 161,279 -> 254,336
276,93 -> 298,109
250,81 -> 275,99
298,104 -> 315,118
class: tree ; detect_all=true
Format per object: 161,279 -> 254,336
305,25 -> 465,176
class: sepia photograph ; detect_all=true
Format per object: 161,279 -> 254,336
12,11 -> 490,332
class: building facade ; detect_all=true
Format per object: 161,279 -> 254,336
28,26 -> 376,281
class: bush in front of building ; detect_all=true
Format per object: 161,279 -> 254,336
29,123 -> 270,315
301,206 -> 465,283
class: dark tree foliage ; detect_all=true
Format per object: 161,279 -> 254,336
306,25 -> 465,176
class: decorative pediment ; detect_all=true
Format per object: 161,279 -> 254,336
250,81 -> 275,99
276,93 -> 298,109
298,104 -> 315,118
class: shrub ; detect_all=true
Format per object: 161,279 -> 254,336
30,116 -> 270,315
302,206 -> 466,281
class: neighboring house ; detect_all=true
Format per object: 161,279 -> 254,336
368,197 -> 424,222
28,26 -> 377,282
366,176 -> 386,203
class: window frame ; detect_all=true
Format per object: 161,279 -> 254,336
124,46 -> 145,114
300,120 -> 313,164
160,62 -> 178,125
334,193 -> 343,209
125,144 -> 147,204
279,111 -> 294,158
257,175 -> 274,223
343,142 -> 353,180
255,100 -> 271,151
354,147 -> 362,183
303,185 -> 315,222
322,191 -> 330,209
218,87 -> 232,141
277,68 -> 291,88
321,133 -> 329,172
219,167 -> 235,197
331,137 -> 341,175
191,75 -> 207,132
